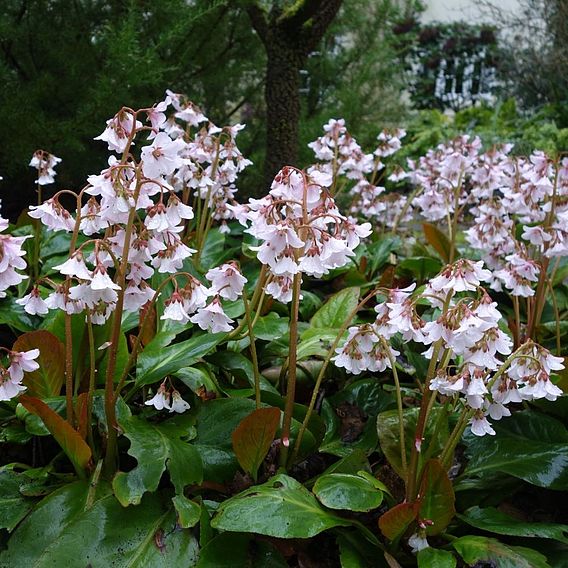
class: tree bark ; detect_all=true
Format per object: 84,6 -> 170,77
247,0 -> 343,188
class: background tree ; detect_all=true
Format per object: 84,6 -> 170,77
244,0 -> 344,186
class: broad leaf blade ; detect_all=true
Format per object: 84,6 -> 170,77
136,332 -> 225,386
13,330 -> 65,398
378,502 -> 420,541
313,473 -> 383,512
311,287 -> 360,329
423,222 -> 451,262
418,459 -> 455,536
211,474 -> 351,538
452,536 -> 551,568
19,395 -> 91,476
459,506 -> 568,544
232,407 -> 280,481
113,415 -> 203,506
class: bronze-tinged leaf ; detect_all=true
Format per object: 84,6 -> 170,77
19,395 -> 91,477
12,330 -> 65,398
75,393 -> 89,441
422,223 -> 451,263
418,459 -> 455,535
378,501 -> 420,541
232,407 -> 281,481
139,302 -> 157,347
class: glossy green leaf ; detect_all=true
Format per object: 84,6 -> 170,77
19,395 -> 91,477
206,350 -> 277,393
367,236 -> 400,275
0,297 -> 37,332
0,470 -> 37,531
172,495 -> 201,529
0,481 -> 199,567
253,312 -> 289,341
12,330 -> 65,398
377,407 -> 448,479
459,506 -> 568,544
196,532 -> 287,568
313,473 -> 383,512
418,459 -> 455,536
423,222 -> 451,262
113,415 -> 203,506
232,407 -> 281,481
417,548 -> 456,568
463,410 -> 568,489
211,474 -> 351,538
398,256 -> 443,281
311,287 -> 360,329
452,536 -> 551,568
136,332 -> 225,386
378,501 -> 420,541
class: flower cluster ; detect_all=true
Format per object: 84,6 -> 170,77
333,259 -> 565,435
234,166 -> 371,303
29,150 -> 62,185
20,94 -> 250,328
0,212 -> 29,298
0,349 -> 40,401
308,119 -> 409,228
145,380 -> 191,413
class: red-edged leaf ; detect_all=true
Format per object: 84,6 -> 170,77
232,407 -> 281,481
423,223 -> 451,263
418,459 -> 455,535
379,501 -> 420,541
12,330 -> 65,398
19,395 -> 91,476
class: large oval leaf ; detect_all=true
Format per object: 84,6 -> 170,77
0,481 -> 199,567
313,473 -> 383,512
136,332 -> 225,386
13,330 -> 64,398
459,506 -> 568,544
311,287 -> 360,329
232,407 -> 281,481
113,414 -> 203,506
463,410 -> 568,490
211,474 -> 351,538
452,536 -> 550,568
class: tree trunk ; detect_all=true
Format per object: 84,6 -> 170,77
264,33 -> 305,185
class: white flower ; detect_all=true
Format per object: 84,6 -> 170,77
190,297 -> 233,333
408,532 -> 429,554
206,263 -> 247,301
53,253 -> 93,281
145,382 -> 171,410
470,414 -> 496,436
8,349 -> 40,383
141,132 -> 184,179
16,288 -> 49,315
169,390 -> 191,413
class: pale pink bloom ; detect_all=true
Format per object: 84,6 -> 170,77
0,368 -> 26,401
430,260 -> 491,293
123,281 -> 154,311
145,382 -> 171,410
161,292 -> 191,324
53,253 -> 93,281
206,263 -> 247,301
8,349 -> 40,382
169,390 -> 191,413
408,532 -> 429,554
470,414 -> 496,436
29,150 -> 61,185
141,132 -> 184,179
95,110 -> 142,153
16,287 -> 48,315
29,199 -> 75,232
190,297 -> 233,333
90,265 -> 120,291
